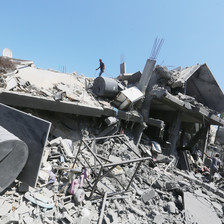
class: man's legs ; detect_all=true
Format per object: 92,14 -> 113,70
99,70 -> 103,77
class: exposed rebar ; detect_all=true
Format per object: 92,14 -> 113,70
149,37 -> 164,60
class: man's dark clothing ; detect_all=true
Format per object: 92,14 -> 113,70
99,61 -> 105,77
100,61 -> 105,71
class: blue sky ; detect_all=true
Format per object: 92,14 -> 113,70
1,0 -> 224,91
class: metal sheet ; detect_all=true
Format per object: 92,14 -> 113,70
0,103 -> 51,187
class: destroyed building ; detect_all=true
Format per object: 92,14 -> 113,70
0,47 -> 224,224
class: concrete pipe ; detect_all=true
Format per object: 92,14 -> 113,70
0,126 -> 29,193
92,77 -> 119,98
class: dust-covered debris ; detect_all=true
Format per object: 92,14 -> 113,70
0,50 -> 224,223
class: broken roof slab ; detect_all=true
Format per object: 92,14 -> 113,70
172,64 -> 224,113
0,91 -> 104,117
0,61 -> 146,123
150,91 -> 224,126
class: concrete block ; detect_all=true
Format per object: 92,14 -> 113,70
127,213 -> 136,222
105,117 -> 118,126
137,59 -> 156,94
142,189 -> 156,203
60,138 -> 74,159
165,182 -> 180,191
16,202 -> 31,215
166,201 -> 177,214
77,216 -> 91,224
152,180 -> 164,190
129,205 -> 145,216
0,201 -> 12,216
0,215 -> 20,224
153,214 -> 165,224
6,77 -> 17,90
114,200 -> 123,213
49,137 -> 61,146
184,191 -> 222,224
22,216 -> 35,224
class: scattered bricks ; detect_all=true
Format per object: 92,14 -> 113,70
142,189 -> 156,203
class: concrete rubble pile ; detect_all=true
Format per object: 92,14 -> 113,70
0,129 -> 223,224
0,49 -> 224,223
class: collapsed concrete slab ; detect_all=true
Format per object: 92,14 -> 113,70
0,50 -> 224,223
169,64 -> 224,113
184,191 -> 222,224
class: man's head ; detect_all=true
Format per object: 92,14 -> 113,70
99,59 -> 102,62
215,153 -> 220,157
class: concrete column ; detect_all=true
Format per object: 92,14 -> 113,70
133,122 -> 146,146
168,112 -> 182,156
136,59 -> 156,94
186,126 -> 204,149
201,125 -> 210,162
180,129 -> 186,147
120,62 -> 126,75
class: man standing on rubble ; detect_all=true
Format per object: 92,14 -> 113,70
96,59 -> 105,77
210,153 -> 221,180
